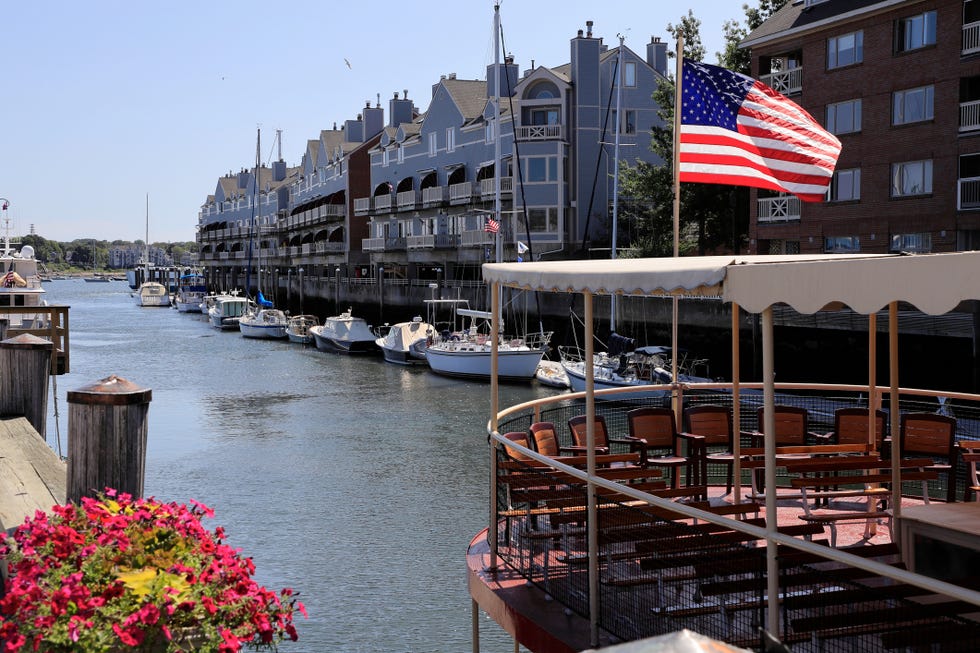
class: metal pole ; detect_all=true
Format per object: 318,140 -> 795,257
670,36 -> 683,415
762,307 -> 780,636
610,35 -> 624,332
584,291 -> 599,647
493,3 -> 502,265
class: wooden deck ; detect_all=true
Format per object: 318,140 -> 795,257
0,416 -> 66,534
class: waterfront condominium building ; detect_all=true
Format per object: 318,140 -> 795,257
742,0 -> 980,255
196,20 -> 669,286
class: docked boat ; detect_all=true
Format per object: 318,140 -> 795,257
375,316 -> 433,365
0,202 -> 49,330
424,308 -> 551,382
174,273 -> 207,313
310,308 -> 378,354
133,195 -> 170,307
285,314 -> 318,345
238,303 -> 288,339
534,359 -> 570,388
208,294 -> 248,330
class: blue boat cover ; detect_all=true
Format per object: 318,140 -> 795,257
257,291 -> 274,308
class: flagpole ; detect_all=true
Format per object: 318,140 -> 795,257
671,37 -> 682,418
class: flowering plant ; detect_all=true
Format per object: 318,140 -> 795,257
0,489 -> 305,652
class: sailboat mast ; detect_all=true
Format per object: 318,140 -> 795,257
493,3 -> 502,264
144,193 -> 149,282
610,34 -> 624,332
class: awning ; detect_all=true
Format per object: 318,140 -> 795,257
444,162 -> 465,171
482,251 -> 980,316
416,168 -> 436,177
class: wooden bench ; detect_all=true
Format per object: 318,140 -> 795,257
782,455 -> 938,546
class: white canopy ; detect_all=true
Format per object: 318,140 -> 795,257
483,251 -> 980,315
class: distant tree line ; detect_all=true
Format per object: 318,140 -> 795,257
18,234 -> 198,271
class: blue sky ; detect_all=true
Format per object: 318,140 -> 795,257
0,1 -> 742,243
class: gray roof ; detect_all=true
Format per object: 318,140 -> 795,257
743,0 -> 895,46
442,78 -> 488,121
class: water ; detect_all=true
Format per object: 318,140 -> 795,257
42,279 -> 561,652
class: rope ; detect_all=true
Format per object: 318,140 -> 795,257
51,372 -> 63,459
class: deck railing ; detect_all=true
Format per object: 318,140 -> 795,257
0,305 -> 70,374
484,382 -> 980,650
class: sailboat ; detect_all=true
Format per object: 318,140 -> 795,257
133,195 -> 170,307
239,128 -> 288,339
423,5 -> 551,382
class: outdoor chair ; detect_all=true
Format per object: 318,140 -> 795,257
567,414 -> 647,459
749,405 -> 811,493
813,407 -> 887,449
626,407 -> 690,489
501,431 -> 534,462
681,405 -> 739,493
528,421 -> 581,458
898,412 -> 958,503
957,440 -> 980,502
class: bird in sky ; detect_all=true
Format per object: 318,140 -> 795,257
344,58 -> 351,69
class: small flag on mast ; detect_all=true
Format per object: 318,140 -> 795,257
678,59 -> 841,202
484,217 -> 500,233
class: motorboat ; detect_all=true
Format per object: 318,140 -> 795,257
534,359 -> 570,389
0,205 -> 48,330
286,314 -> 318,345
133,281 -> 170,307
375,316 -> 433,365
310,308 -> 378,354
424,308 -> 552,382
174,273 -> 207,313
208,294 -> 248,330
238,305 -> 288,339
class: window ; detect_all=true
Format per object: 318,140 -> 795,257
624,110 -> 636,134
382,149 -> 389,167
528,108 -> 560,125
891,160 -> 933,196
826,99 -> 862,134
485,120 -> 494,144
396,146 -> 404,164
428,132 -> 437,156
828,31 -> 863,68
890,232 -> 932,252
446,127 -> 456,153
896,11 -> 936,52
521,207 -> 558,233
526,156 -> 558,182
624,61 -> 636,87
828,168 -> 860,201
824,236 -> 860,253
893,86 -> 934,125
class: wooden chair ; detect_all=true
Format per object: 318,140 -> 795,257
898,412 -> 958,503
501,431 -> 534,462
626,407 -> 689,489
813,407 -> 888,448
681,405 -> 738,493
957,440 -> 980,501
754,405 -> 810,447
566,414 -> 647,458
528,421 -> 573,457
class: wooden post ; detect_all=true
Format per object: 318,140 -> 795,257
0,333 -> 53,437
66,375 -> 152,504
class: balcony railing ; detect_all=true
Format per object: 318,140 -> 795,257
964,20 -> 980,55
314,242 -> 345,254
760,67 -> 802,95
362,237 -> 385,252
396,190 -> 420,211
958,176 -> 980,210
449,182 -> 475,205
375,195 -> 393,212
461,229 -> 496,247
353,197 -> 371,215
407,235 -> 435,250
480,176 -> 513,198
758,195 -> 801,223
515,125 -> 563,141
961,100 -> 980,133
422,186 -> 447,207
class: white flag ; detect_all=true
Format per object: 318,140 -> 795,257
517,241 -> 529,254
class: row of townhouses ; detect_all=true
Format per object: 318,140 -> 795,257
196,21 -> 670,285
108,246 -> 173,269
746,0 -> 980,255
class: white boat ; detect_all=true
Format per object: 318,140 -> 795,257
375,316 -> 433,365
286,314 -> 318,345
424,308 -> 552,382
0,200 -> 49,330
310,308 -> 378,354
560,340 -> 711,400
134,195 -> 170,307
239,304 -> 288,339
208,294 -> 248,330
174,273 -> 206,313
534,359 -> 570,388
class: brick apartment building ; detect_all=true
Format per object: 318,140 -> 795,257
743,0 -> 980,255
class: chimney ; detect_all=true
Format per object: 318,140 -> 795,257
646,35 -> 668,76
586,20 -> 593,38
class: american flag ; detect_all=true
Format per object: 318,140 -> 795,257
678,60 -> 841,202
484,217 -> 500,234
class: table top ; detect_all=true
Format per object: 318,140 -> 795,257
899,502 -> 980,537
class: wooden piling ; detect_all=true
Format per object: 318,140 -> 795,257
0,333 -> 53,437
67,375 -> 152,504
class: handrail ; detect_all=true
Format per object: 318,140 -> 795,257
0,305 -> 70,374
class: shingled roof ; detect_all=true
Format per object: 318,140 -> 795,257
743,0 -> 890,46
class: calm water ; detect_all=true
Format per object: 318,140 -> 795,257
42,279 -> 560,653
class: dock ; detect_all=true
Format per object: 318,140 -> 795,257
0,416 -> 65,534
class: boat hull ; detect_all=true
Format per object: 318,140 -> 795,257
562,363 -> 668,400
311,329 -> 377,354
134,282 -> 171,307
239,323 -> 287,339
425,348 -> 544,382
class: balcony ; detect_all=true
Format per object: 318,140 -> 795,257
965,20 -> 980,55
375,195 -> 393,213
354,197 -> 372,215
757,195 -> 801,223
362,237 -> 385,252
479,176 -> 513,198
396,189 -> 420,212
422,186 -> 447,208
958,176 -> 980,210
760,67 -> 802,96
515,125 -> 563,141
461,229 -> 496,247
961,100 -> 980,133
449,181 -> 475,205
407,235 -> 435,250
314,242 -> 345,254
